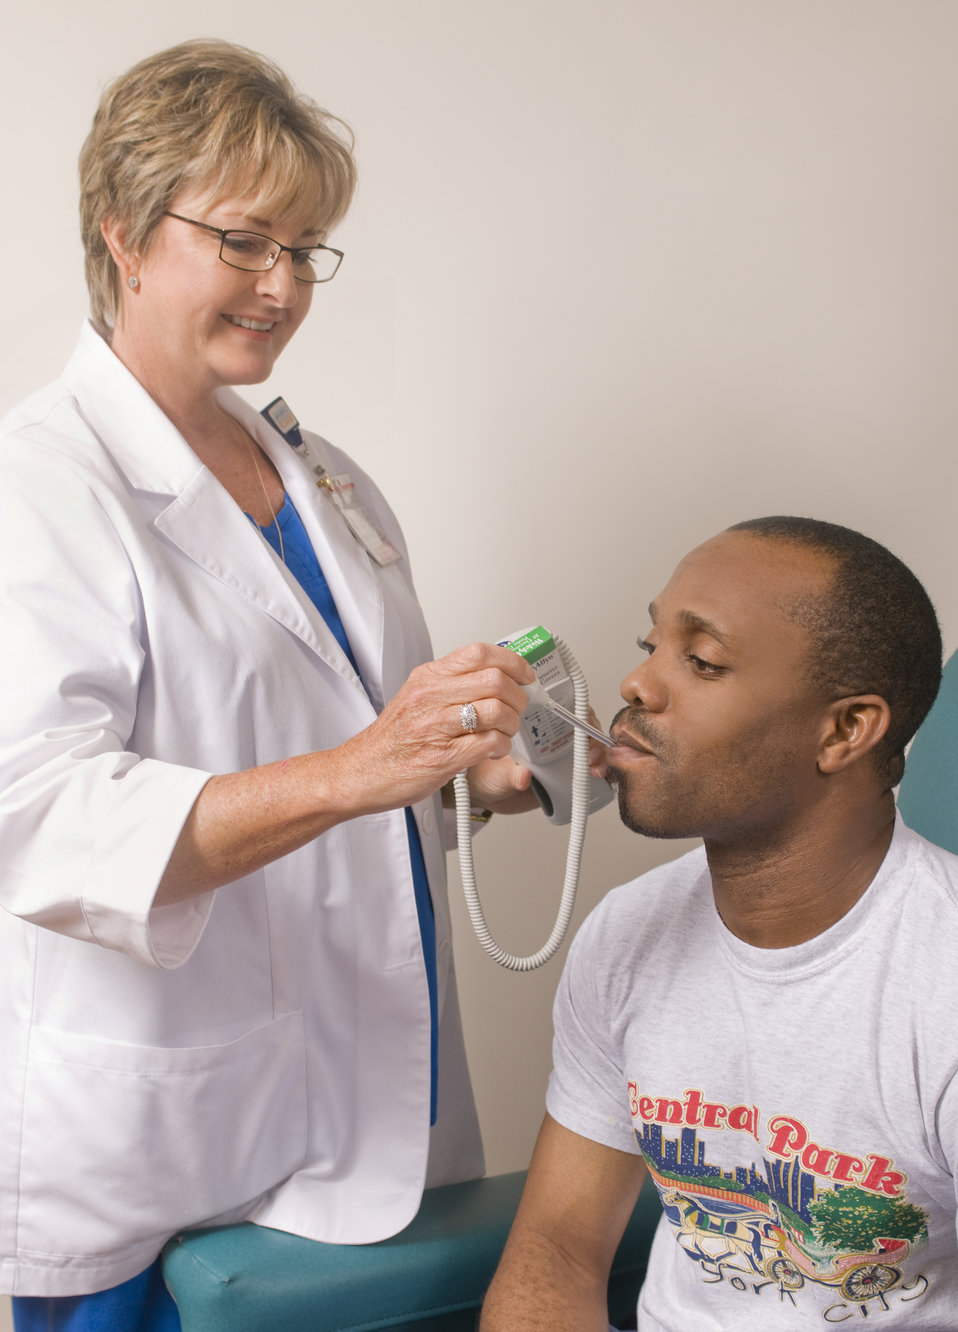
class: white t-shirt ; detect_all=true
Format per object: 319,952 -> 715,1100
548,814 -> 958,1329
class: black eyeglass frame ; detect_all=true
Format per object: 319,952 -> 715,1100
162,211 -> 344,283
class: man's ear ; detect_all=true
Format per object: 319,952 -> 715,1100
817,695 -> 891,774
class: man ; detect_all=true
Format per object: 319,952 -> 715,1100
481,517 -> 957,1330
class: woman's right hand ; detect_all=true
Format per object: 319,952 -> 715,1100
329,641 -> 536,814
157,642 -> 534,904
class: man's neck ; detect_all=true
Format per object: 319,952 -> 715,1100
704,793 -> 897,948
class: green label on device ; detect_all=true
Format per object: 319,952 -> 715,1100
505,625 -> 555,665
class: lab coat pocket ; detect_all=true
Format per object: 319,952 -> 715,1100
17,1010 -> 307,1261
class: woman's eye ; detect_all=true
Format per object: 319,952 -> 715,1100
223,235 -> 260,257
637,638 -> 655,657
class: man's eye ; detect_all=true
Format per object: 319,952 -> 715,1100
688,653 -> 722,675
637,637 -> 655,656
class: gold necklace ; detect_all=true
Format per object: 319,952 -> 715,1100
241,425 -> 285,564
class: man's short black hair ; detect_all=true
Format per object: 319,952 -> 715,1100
729,516 -> 942,788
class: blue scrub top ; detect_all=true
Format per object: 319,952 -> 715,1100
253,497 -> 439,1123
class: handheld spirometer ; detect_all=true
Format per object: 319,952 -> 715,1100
454,626 -> 613,972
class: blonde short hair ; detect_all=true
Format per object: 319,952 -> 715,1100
79,39 -> 357,326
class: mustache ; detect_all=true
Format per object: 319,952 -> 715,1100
609,705 -> 663,752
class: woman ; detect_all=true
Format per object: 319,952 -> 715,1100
0,39 -> 536,1329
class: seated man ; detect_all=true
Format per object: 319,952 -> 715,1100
481,516 -> 957,1331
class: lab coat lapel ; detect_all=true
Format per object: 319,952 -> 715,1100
65,324 -> 368,693
154,470 -> 364,691
227,393 -> 388,714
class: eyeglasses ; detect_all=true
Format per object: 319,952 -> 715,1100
163,212 -> 344,283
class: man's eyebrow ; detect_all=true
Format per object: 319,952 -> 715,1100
649,601 -> 733,645
678,609 -> 733,644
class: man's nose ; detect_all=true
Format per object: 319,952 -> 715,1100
620,654 -> 666,712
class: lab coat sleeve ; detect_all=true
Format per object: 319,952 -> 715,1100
0,431 -> 214,968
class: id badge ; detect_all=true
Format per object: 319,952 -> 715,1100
328,474 -> 402,567
261,398 -> 401,567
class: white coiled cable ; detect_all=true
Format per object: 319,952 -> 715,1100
454,636 -> 593,971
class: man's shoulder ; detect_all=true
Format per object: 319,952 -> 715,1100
895,815 -> 958,893
893,818 -> 958,930
576,843 -> 709,948
607,841 -> 707,900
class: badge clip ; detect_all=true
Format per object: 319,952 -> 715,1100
261,396 -> 332,489
260,397 -> 400,566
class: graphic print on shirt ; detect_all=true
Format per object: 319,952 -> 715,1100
630,1083 -> 930,1320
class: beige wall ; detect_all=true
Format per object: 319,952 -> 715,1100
2,2 -> 957,1321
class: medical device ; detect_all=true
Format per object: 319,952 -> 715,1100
454,626 -> 614,971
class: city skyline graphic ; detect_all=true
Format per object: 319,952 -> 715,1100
638,1120 -> 816,1223
634,1119 -> 930,1318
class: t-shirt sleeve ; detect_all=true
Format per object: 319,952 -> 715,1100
546,906 -> 641,1154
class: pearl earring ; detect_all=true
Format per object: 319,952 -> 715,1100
128,275 -> 139,290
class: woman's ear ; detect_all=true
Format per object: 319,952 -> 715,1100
100,215 -> 137,276
817,695 -> 891,774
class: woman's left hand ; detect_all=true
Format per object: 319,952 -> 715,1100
465,756 -> 538,815
464,705 -> 609,816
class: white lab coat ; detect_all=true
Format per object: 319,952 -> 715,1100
0,322 -> 483,1297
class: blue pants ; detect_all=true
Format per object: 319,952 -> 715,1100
12,1259 -> 180,1331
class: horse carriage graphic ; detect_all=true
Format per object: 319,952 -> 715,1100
660,1183 -> 911,1304
761,1219 -> 908,1301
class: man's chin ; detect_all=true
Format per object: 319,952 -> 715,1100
614,784 -> 688,840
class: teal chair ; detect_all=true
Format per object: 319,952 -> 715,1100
897,649 -> 958,852
162,1169 -> 662,1330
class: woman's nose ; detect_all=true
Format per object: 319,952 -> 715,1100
257,252 -> 300,305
